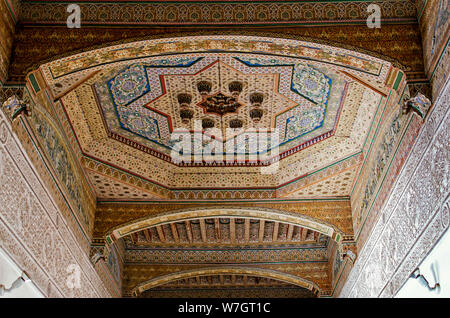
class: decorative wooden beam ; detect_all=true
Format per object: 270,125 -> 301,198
340,70 -> 388,97
258,220 -> 265,242
243,275 -> 247,286
294,226 -> 301,240
196,276 -> 201,285
231,275 -> 236,285
156,225 -> 165,243
287,225 -> 294,241
214,218 -> 221,242
185,221 -> 193,243
244,219 -> 250,243
170,223 -> 179,242
219,275 -> 224,285
300,228 -> 308,241
230,218 -> 236,244
272,222 -> 279,242
130,232 -> 138,244
143,229 -> 152,242
199,219 -> 207,243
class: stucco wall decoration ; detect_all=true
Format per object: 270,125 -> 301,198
22,86 -> 96,237
339,77 -> 449,298
0,106 -> 115,297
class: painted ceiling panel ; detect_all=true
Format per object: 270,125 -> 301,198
37,35 -> 395,198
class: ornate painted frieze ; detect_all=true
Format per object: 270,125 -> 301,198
141,286 -> 315,298
8,25 -> 425,85
125,246 -> 328,265
419,0 -> 449,100
356,108 -> 404,229
27,96 -> 93,233
19,1 -> 417,26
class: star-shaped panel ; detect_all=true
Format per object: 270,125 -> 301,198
95,54 -> 343,162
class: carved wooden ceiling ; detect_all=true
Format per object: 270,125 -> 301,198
30,34 -> 399,204
139,274 -> 318,298
5,0 -> 426,85
88,202 -> 352,296
22,30 -> 407,296
12,0 -> 415,298
123,217 -> 323,246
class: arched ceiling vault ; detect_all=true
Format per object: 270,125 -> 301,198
107,207 -> 342,297
138,274 -> 318,298
122,217 -> 324,247
132,267 -> 320,296
105,207 -> 345,244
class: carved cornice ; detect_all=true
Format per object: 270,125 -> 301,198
19,1 -> 417,27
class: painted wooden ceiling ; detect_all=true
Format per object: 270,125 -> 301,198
19,13 -> 409,296
138,274 -> 317,298
35,34 -> 397,202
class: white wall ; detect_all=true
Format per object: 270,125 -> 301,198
0,248 -> 43,298
395,227 -> 450,298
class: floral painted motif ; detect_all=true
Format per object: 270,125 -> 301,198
284,108 -> 324,142
237,57 -> 332,104
31,107 -> 90,230
291,64 -> 331,105
46,36 -> 385,79
108,64 -> 149,107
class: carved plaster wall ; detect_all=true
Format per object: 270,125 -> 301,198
0,108 -> 115,297
339,77 -> 449,297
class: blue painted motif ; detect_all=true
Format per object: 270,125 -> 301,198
107,57 -> 201,145
108,64 -> 149,107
